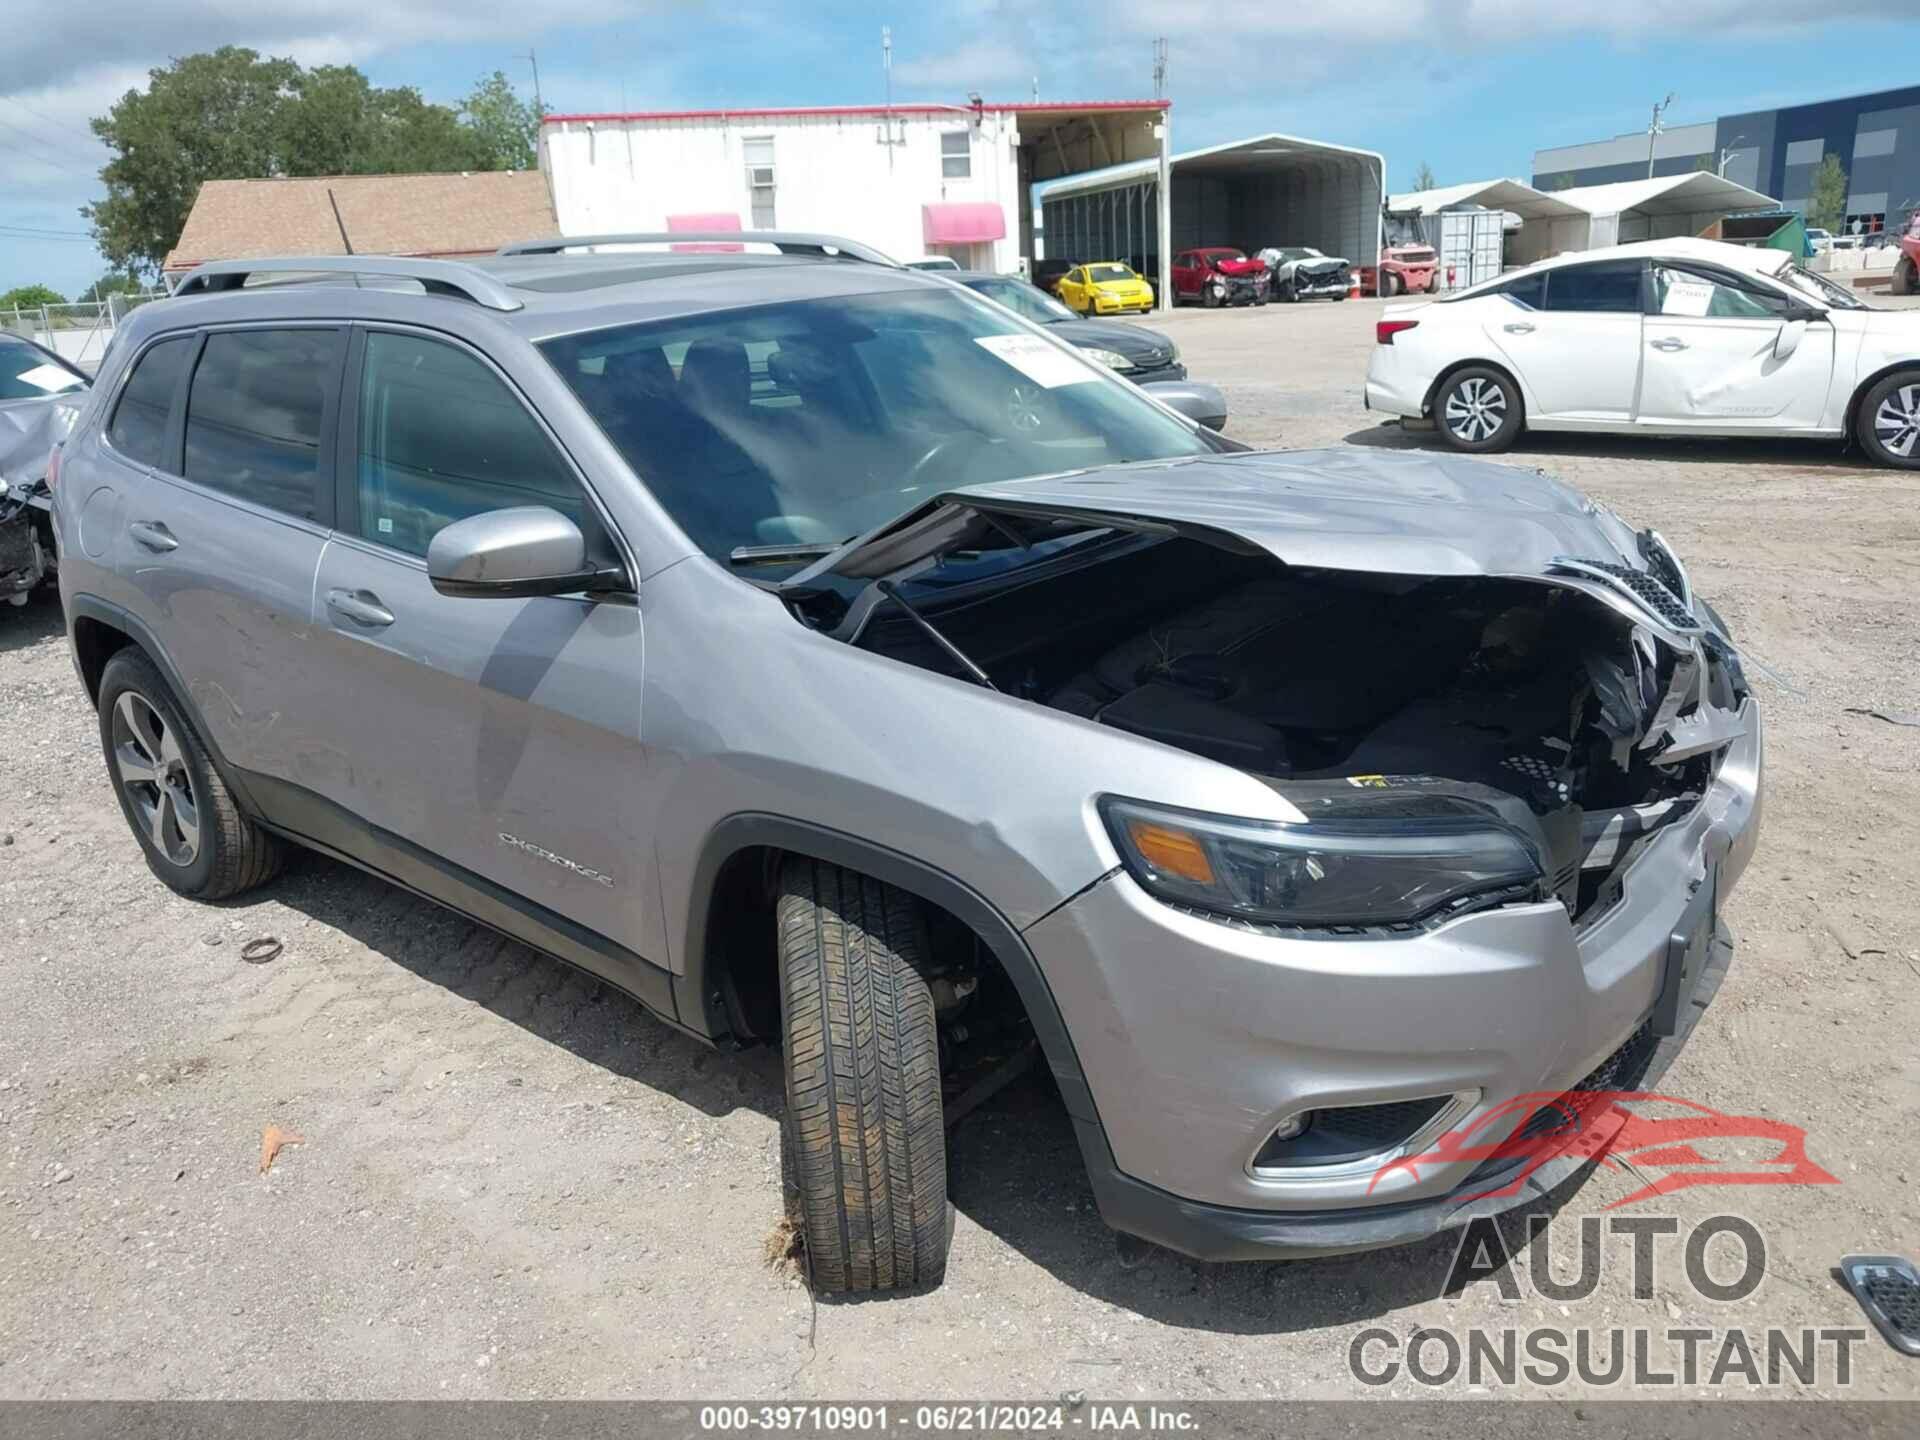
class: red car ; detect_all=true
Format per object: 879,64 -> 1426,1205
1170,247 -> 1270,307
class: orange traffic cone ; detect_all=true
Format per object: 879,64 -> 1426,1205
1348,268 -> 1363,300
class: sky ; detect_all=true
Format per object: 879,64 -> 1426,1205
4,1 -> 1919,297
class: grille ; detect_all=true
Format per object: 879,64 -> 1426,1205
1841,1257 -> 1920,1355
1483,1022 -> 1659,1160
1559,558 -> 1701,632
1252,1094 -> 1453,1169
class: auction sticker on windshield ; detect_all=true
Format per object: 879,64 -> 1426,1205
975,333 -> 1096,387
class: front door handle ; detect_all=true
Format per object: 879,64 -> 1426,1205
128,521 -> 178,553
1503,322 -> 1535,334
325,588 -> 395,629
1650,337 -> 1689,352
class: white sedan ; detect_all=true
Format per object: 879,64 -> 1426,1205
1365,237 -> 1920,468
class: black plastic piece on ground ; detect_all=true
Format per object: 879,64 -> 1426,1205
1838,1254 -> 1920,1356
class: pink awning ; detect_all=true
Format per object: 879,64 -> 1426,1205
667,212 -> 743,252
922,202 -> 1006,245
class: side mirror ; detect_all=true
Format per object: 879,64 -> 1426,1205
427,505 -> 627,599
1139,379 -> 1229,431
1773,318 -> 1807,362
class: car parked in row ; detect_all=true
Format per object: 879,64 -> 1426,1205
1,331 -> 90,607
1365,236 -> 1920,467
52,232 -> 1757,1295
1053,261 -> 1155,315
1171,247 -> 1270,307
1259,246 -> 1353,302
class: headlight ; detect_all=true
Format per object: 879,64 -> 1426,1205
1079,347 -> 1132,369
1101,796 -> 1542,928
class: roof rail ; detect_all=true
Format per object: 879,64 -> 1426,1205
497,232 -> 898,266
171,257 -> 524,312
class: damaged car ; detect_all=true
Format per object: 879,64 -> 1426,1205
57,235 -> 1760,1297
1259,245 -> 1353,302
1,332 -> 89,606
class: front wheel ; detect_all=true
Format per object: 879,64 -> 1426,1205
1202,285 -> 1221,309
1434,366 -> 1523,453
778,859 -> 949,1293
1382,271 -> 1400,298
1858,369 -> 1920,468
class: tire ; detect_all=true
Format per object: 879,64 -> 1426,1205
777,858 -> 948,1293
1382,271 -> 1401,299
1892,257 -> 1915,297
1284,278 -> 1300,303
1202,285 -> 1221,309
1434,366 -> 1523,453
97,649 -> 283,900
1856,369 -> 1920,469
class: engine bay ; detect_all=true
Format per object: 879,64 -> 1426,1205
827,534 -> 1743,927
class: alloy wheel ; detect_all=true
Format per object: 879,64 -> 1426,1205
1444,377 -> 1509,443
1873,384 -> 1920,458
111,691 -> 200,866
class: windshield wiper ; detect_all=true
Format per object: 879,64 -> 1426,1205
729,541 -> 847,567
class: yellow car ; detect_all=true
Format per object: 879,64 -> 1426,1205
1055,262 -> 1155,315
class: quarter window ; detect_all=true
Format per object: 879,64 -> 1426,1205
106,335 -> 193,470
353,331 -> 590,559
184,329 -> 341,517
940,130 -> 971,180
1497,272 -> 1547,310
1543,261 -> 1644,314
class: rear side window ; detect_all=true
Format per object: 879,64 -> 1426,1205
185,329 -> 341,519
106,336 -> 194,469
1544,261 -> 1644,314
1497,272 -> 1547,310
352,331 -> 588,559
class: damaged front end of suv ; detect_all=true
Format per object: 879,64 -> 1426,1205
777,446 -> 1758,1257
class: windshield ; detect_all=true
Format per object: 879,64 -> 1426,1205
962,278 -> 1075,324
0,336 -> 88,401
1773,261 -> 1867,310
1086,264 -> 1135,283
540,288 -> 1213,562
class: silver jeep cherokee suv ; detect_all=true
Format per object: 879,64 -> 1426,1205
52,235 -> 1761,1293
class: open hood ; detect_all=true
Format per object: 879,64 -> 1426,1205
0,391 -> 85,497
786,448 -> 1651,591
1212,256 -> 1268,277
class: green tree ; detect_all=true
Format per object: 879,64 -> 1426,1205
0,284 -> 68,310
85,270 -> 148,299
1539,172 -> 1576,192
1805,154 -> 1849,232
461,71 -> 545,171
83,48 -> 519,277
1410,161 -> 1436,191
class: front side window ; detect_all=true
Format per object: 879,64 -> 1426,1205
184,328 -> 341,518
1652,266 -> 1785,320
353,331 -> 590,559
940,130 -> 971,180
539,288 -> 1214,564
105,335 -> 193,468
1543,261 -> 1644,314
0,336 -> 87,401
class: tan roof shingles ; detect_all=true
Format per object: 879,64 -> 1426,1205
163,170 -> 556,272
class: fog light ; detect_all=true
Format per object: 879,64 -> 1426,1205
1269,1113 -> 1308,1142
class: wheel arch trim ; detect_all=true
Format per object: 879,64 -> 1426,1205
1421,356 -> 1531,424
1844,360 -> 1920,444
677,813 -> 1110,1142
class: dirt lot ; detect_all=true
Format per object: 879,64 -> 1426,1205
3,297 -> 1918,1401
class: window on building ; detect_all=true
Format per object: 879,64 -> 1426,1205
941,130 -> 971,180
744,137 -> 776,229
353,331 -> 591,559
184,328 -> 342,519
106,335 -> 194,469
1543,260 -> 1645,314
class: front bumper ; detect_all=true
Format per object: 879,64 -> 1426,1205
1025,708 -> 1762,1259
1092,292 -> 1155,314
1293,271 -> 1350,297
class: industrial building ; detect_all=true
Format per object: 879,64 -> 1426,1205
1533,84 -> 1920,236
538,99 -> 1168,279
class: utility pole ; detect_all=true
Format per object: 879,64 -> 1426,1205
519,50 -> 544,114
1646,92 -> 1676,179
1717,135 -> 1748,177
1152,37 -> 1168,100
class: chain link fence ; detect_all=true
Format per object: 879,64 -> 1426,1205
2,292 -> 168,373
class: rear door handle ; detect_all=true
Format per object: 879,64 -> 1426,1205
1503,322 -> 1535,334
128,521 -> 177,553
1650,337 -> 1689,352
325,588 -> 396,629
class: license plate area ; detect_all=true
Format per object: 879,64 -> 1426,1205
1652,864 -> 1717,1037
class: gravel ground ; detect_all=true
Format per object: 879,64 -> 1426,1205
2,296 -> 1918,1402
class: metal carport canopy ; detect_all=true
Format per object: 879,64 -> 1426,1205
1387,177 -> 1586,222
1038,131 -> 1385,291
1551,172 -> 1778,217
